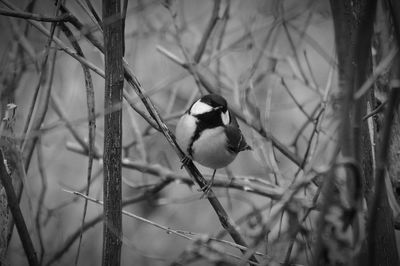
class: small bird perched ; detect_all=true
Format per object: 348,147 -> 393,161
175,94 -> 251,193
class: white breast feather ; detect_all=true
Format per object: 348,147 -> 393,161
175,114 -> 197,156
192,127 -> 237,169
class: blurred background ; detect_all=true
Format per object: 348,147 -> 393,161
0,0 -> 366,265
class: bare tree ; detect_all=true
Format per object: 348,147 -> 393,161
0,1 -> 399,265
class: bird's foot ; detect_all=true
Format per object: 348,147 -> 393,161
198,181 -> 213,198
198,169 -> 216,198
180,155 -> 191,169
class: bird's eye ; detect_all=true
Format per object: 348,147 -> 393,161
221,110 -> 230,125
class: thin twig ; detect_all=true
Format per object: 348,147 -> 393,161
0,8 -> 72,22
193,0 -> 220,63
35,138 -> 48,264
281,77 -> 314,121
66,141 -> 290,201
45,180 -> 170,266
354,46 -> 398,100
367,79 -> 400,264
64,189 -> 266,262
82,0 -> 103,29
58,21 -> 96,266
282,16 -> 309,86
21,0 -> 62,171
284,186 -> 322,263
2,1 -> 159,130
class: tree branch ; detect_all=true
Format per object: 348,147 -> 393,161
102,0 -> 124,264
0,150 -> 38,266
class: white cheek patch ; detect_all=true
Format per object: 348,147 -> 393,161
221,111 -> 230,125
190,101 -> 213,115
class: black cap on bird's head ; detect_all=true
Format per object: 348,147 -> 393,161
189,94 -> 228,116
200,94 -> 228,113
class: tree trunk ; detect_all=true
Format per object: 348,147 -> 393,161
102,0 -> 124,265
330,0 -> 399,265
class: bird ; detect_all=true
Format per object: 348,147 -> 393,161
175,93 -> 252,194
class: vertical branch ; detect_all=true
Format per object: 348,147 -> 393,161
367,74 -> 400,266
0,150 -> 38,266
102,0 -> 124,265
329,1 -> 399,266
21,1 -> 62,171
365,1 -> 400,266
35,138 -> 48,264
193,0 -> 220,63
321,1 -> 380,265
57,22 -> 96,265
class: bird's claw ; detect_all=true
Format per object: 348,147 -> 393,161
180,155 -> 191,169
198,169 -> 216,198
198,181 -> 213,198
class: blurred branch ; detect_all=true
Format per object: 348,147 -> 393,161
366,0 -> 400,264
50,93 -> 100,155
58,22 -> 96,266
281,77 -> 314,121
82,0 -> 103,29
367,82 -> 400,264
327,1 -> 391,266
354,46 -> 398,100
59,3 -> 104,51
9,19 -> 39,71
239,171 -> 321,263
0,24 -> 25,262
21,1 -> 62,171
1,2 -> 160,131
1,0 -> 105,74
66,141 -> 293,201
0,8 -> 72,22
45,180 -> 170,266
215,2 -> 230,91
35,138 -> 47,264
282,17 -> 309,86
193,0 -> 220,63
165,4 -> 205,94
0,150 -> 38,266
284,185 -> 322,263
64,190 -> 266,263
63,190 -> 192,239
287,22 -> 337,68
72,0 -> 102,33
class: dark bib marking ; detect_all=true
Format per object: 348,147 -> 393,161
188,110 -> 224,157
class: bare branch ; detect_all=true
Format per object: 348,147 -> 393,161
0,150 -> 38,266
0,8 -> 72,22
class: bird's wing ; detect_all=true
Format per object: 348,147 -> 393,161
225,113 -> 251,153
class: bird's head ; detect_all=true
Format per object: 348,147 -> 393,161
189,94 -> 230,126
